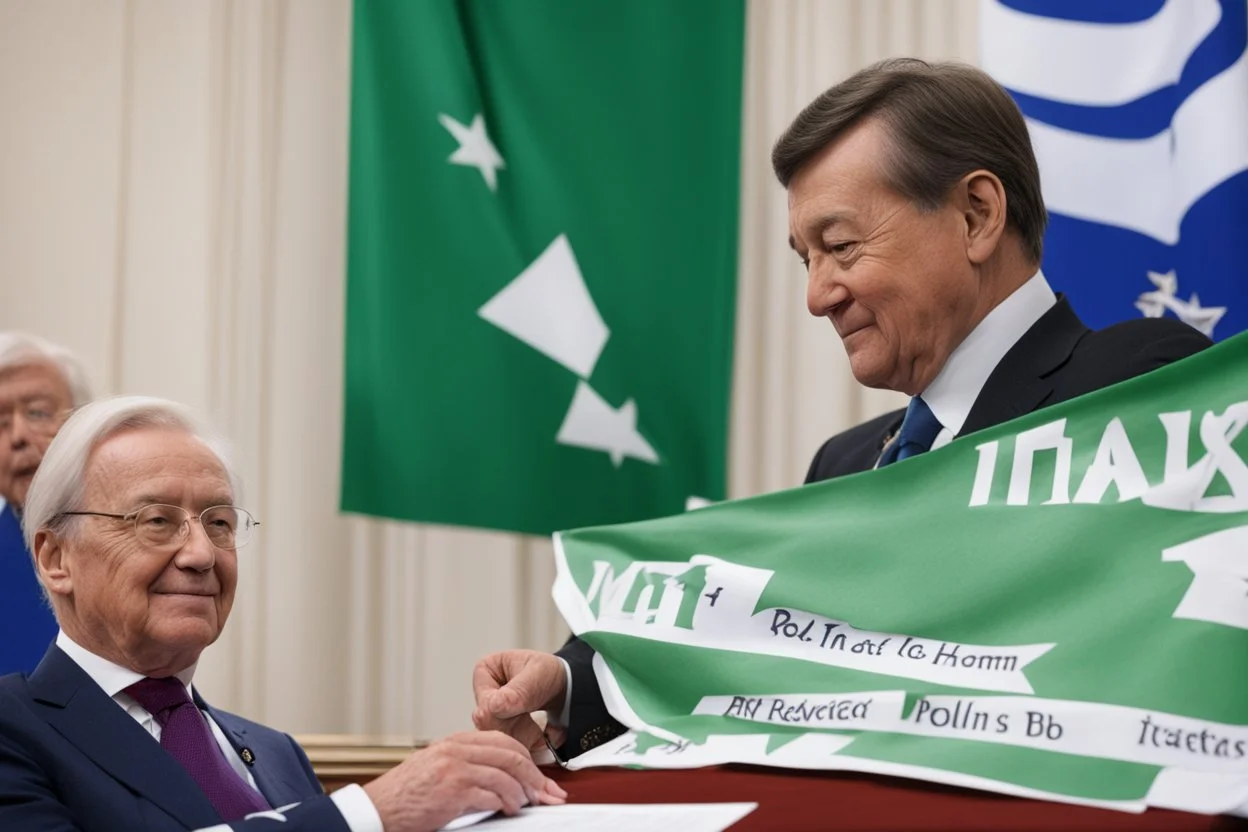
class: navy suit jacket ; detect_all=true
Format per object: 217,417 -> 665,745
0,501 -> 58,675
0,646 -> 352,831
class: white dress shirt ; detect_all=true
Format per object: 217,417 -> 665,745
55,632 -> 383,831
922,271 -> 1056,450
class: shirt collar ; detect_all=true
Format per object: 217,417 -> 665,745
56,630 -> 197,699
921,271 -> 1056,437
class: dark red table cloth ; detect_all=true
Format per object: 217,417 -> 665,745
552,765 -> 1246,831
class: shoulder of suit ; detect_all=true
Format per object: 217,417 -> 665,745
1075,317 -> 1212,357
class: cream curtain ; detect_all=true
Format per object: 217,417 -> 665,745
0,0 -> 977,738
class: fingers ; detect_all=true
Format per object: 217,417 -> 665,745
543,723 -> 567,750
470,710 -> 548,756
478,653 -> 566,721
458,762 -> 529,816
438,732 -> 569,805
461,787 -> 504,818
536,778 -> 568,805
472,657 -> 507,704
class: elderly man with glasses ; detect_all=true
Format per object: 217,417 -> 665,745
0,332 -> 92,675
0,395 -> 566,831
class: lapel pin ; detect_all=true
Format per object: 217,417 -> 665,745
241,748 -> 256,766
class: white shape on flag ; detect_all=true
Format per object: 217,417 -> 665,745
478,235 -> 610,378
980,0 -> 1220,106
438,112 -> 506,191
1023,44 -> 1248,245
556,381 -> 659,467
1161,524 -> 1248,630
1135,271 -> 1227,337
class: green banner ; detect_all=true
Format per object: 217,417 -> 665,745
553,335 -> 1248,814
343,1 -> 745,535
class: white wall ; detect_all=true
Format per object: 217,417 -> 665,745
0,0 -> 977,739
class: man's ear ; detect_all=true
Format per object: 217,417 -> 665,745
956,169 -> 1008,265
35,528 -> 72,598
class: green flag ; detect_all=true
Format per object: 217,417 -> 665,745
343,2 -> 745,535
553,336 -> 1248,814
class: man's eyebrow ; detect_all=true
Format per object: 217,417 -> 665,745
126,493 -> 235,509
790,213 -> 855,251
813,212 -> 853,235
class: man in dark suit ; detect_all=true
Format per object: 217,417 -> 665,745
469,58 -> 1211,759
0,395 -> 566,831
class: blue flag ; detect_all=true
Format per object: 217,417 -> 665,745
981,0 -> 1247,340
0,500 -> 57,675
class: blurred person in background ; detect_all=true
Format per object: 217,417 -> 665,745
0,331 -> 92,675
0,395 -> 566,831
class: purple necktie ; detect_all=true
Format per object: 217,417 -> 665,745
125,677 -> 271,822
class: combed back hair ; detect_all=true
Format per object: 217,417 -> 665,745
22,396 -> 240,554
771,58 -> 1047,263
0,332 -> 93,407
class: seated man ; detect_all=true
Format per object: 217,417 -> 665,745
0,331 -> 93,675
0,395 -> 566,831
470,58 -> 1213,759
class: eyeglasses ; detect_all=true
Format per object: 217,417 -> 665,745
60,504 -> 260,550
0,402 -> 65,438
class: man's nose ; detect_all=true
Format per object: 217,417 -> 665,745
7,415 -> 31,449
806,262 -> 850,317
173,519 -> 217,572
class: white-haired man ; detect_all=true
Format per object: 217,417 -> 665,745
0,331 -> 92,675
0,396 -> 567,831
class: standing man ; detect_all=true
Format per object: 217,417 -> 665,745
0,332 -> 92,675
470,59 -> 1213,759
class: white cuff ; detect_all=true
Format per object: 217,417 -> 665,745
331,783 -> 385,832
554,657 -> 573,727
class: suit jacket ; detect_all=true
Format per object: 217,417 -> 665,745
556,298 -> 1212,756
0,501 -> 58,675
0,646 -> 351,831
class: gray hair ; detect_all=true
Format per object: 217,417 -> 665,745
23,396 -> 241,554
0,332 -> 93,407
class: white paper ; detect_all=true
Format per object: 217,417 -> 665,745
452,803 -> 757,831
441,810 -> 497,830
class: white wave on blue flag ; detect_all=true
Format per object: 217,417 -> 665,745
981,0 -> 1247,340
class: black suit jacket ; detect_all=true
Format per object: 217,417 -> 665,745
556,298 -> 1212,757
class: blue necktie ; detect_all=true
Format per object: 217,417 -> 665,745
878,397 -> 943,467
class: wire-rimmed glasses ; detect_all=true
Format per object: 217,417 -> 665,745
60,504 -> 260,550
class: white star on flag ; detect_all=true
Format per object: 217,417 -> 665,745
438,112 -> 505,191
1135,270 -> 1227,338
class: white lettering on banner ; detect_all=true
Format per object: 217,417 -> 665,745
1144,403 -> 1248,513
1072,417 -> 1150,504
1162,525 -> 1248,630
969,441 -> 999,506
692,691 -> 1248,775
1008,419 -> 1074,505
968,403 -> 1248,511
573,554 -> 1053,694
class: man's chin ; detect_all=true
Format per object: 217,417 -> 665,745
845,353 -> 896,391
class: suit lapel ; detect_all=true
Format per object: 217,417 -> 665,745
959,295 -> 1089,437
28,646 -> 222,829
201,699 -> 309,808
